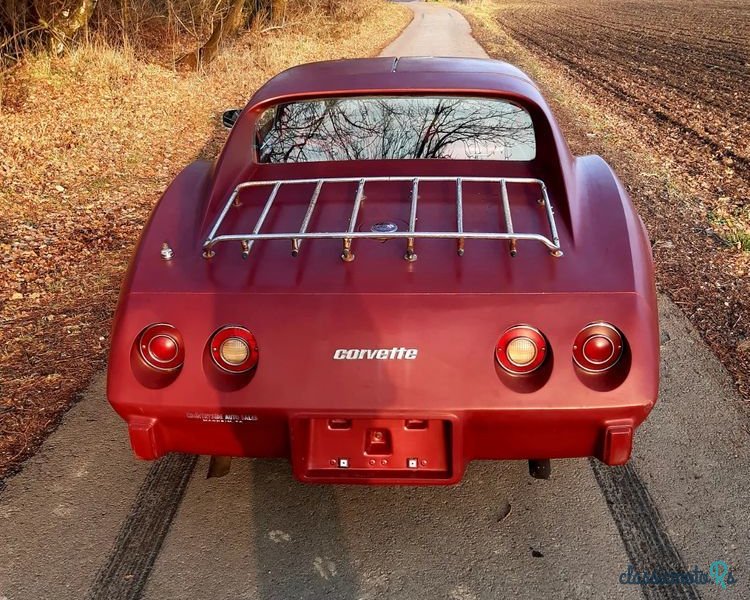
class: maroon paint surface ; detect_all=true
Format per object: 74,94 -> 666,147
107,58 -> 659,484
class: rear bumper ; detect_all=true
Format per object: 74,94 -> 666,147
126,406 -> 644,485
108,289 -> 660,485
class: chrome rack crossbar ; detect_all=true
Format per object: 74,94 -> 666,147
202,176 -> 564,261
500,179 -> 517,257
242,182 -> 281,259
203,187 -> 240,258
405,178 -> 419,262
292,180 -> 323,256
539,180 -> 561,255
342,179 -> 366,262
456,178 -> 464,256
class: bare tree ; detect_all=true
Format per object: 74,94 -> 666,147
259,97 -> 536,163
34,0 -> 98,53
1,0 -> 97,57
177,0 -> 245,70
271,0 -> 286,22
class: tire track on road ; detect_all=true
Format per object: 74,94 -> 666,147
85,454 -> 197,600
591,460 -> 702,600
83,454 -> 705,600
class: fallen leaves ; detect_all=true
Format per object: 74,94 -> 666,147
0,0 -> 412,480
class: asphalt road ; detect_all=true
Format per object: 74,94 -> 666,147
1,3 -> 748,599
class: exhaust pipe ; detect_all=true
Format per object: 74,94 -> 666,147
207,456 -> 232,478
528,459 -> 551,480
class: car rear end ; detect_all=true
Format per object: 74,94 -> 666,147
108,157 -> 659,485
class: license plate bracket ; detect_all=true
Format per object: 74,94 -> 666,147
291,417 -> 452,481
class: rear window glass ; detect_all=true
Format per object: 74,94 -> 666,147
256,96 -> 536,163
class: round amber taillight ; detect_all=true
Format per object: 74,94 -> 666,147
573,323 -> 624,372
210,326 -> 259,373
495,325 -> 547,374
138,324 -> 184,371
220,337 -> 250,365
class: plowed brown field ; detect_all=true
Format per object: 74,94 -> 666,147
456,0 -> 750,399
501,0 -> 749,192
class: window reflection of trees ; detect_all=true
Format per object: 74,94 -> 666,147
258,97 -> 536,163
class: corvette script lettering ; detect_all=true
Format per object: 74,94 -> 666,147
333,347 -> 418,360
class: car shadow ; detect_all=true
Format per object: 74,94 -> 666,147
247,460 -> 359,599
244,457 -> 577,600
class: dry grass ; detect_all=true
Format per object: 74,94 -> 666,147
0,0 -> 411,480
449,0 -> 750,400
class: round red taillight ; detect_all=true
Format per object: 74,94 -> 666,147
138,324 -> 184,371
210,326 -> 259,373
495,325 -> 547,374
573,323 -> 624,372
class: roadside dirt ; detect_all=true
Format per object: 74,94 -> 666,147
452,0 -> 750,401
0,0 -> 412,481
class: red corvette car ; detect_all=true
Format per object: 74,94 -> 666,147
107,57 -> 659,484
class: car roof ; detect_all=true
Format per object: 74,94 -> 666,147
245,57 -> 545,110
211,57 -> 573,215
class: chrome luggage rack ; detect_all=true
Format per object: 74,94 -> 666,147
202,176 -> 563,261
